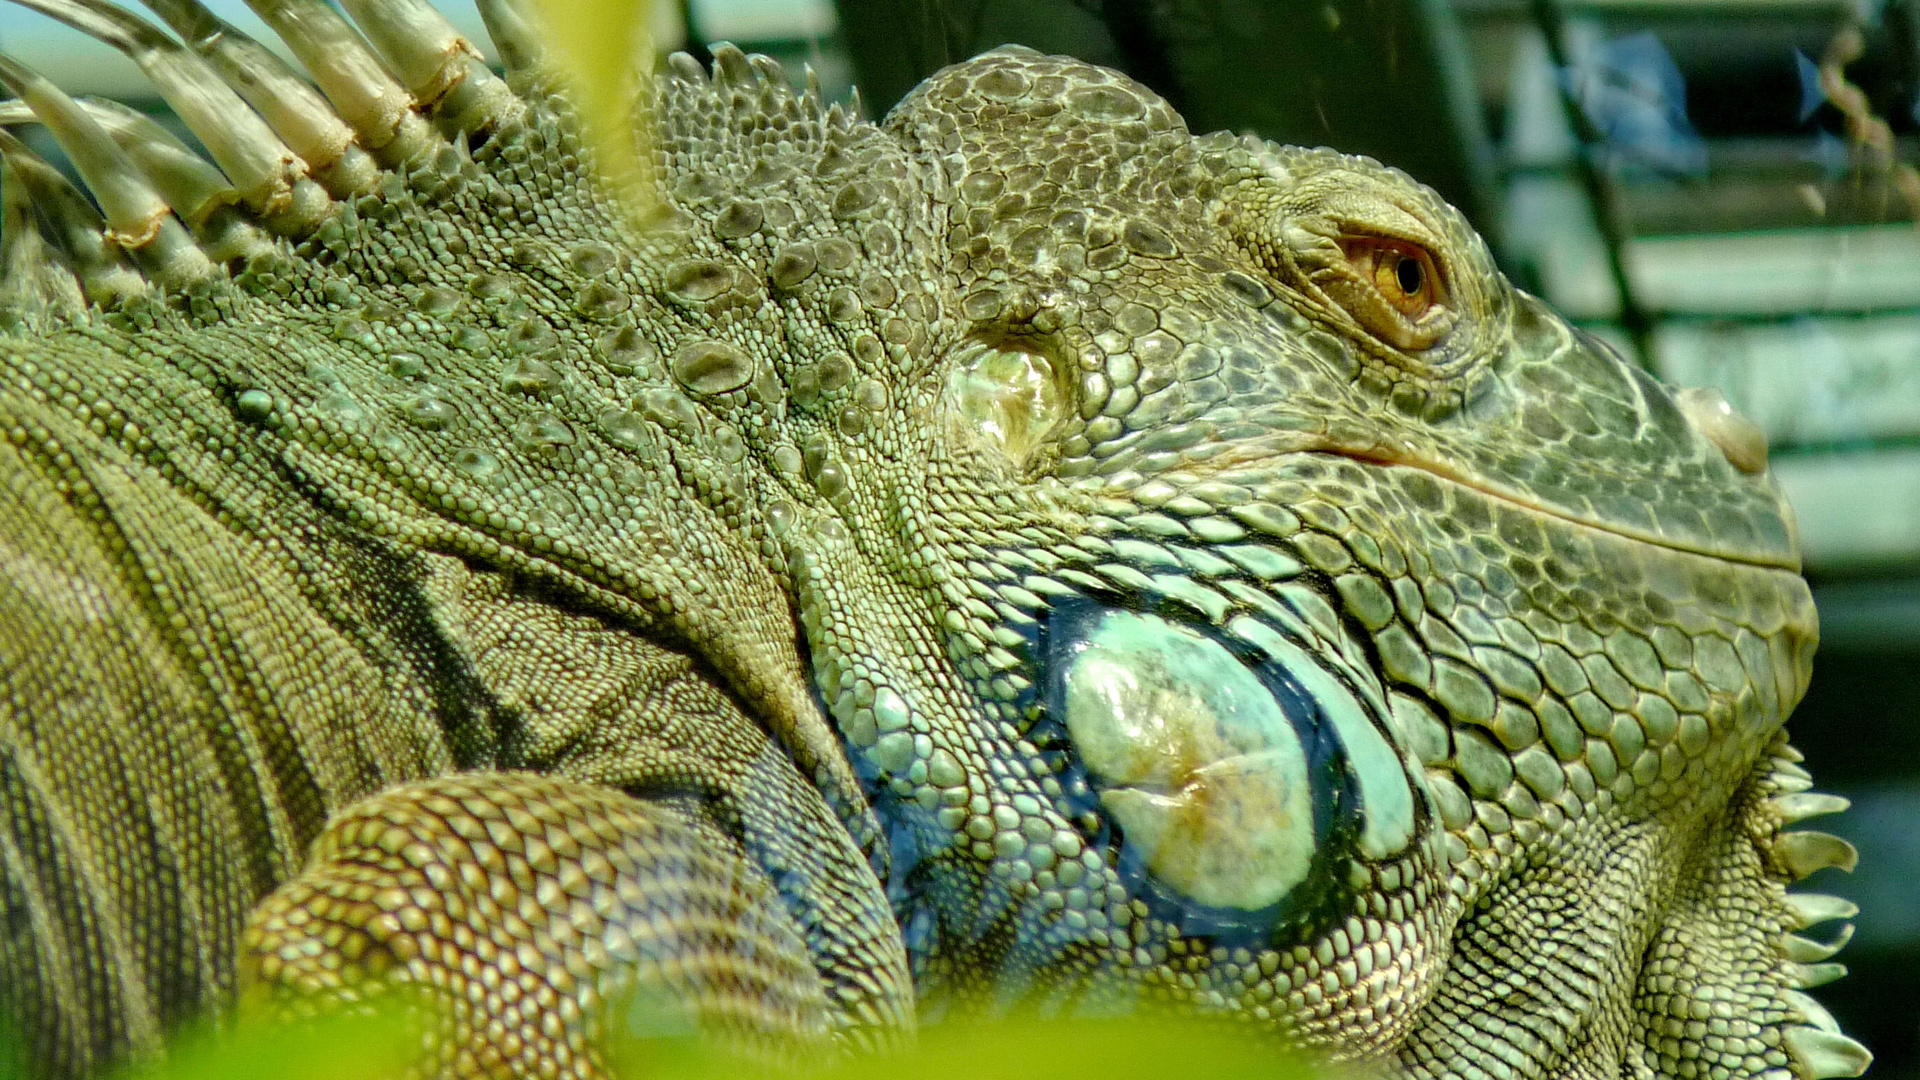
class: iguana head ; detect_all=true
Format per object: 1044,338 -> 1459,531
0,1 -> 1864,1074
771,46 -> 1863,1079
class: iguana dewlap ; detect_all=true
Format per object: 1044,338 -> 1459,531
0,0 -> 1870,1078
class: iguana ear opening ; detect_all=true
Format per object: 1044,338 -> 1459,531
946,340 -> 1069,468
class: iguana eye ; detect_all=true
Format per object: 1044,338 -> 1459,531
1334,237 -> 1448,350
1371,244 -> 1432,313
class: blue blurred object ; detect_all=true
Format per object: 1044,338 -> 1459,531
1804,128 -> 1851,178
1562,31 -> 1709,178
1794,47 -> 1826,124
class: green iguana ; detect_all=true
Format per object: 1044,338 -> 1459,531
0,0 -> 1873,1077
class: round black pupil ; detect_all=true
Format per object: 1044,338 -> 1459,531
1394,255 -> 1423,295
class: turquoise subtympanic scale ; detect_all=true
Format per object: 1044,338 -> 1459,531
1063,608 -> 1323,911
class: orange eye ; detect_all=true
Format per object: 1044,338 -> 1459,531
1347,239 -> 1440,321
1327,237 -> 1449,350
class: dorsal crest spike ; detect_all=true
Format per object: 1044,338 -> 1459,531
140,0 -> 377,197
749,53 -> 785,88
710,42 -> 752,88
68,97 -> 237,226
473,0 -> 543,71
239,0 -> 437,164
802,63 -> 824,115
14,0 -> 323,226
0,151 -> 87,323
666,51 -> 707,87
0,126 -> 146,301
0,50 -> 209,285
333,0 -> 518,135
77,97 -> 278,262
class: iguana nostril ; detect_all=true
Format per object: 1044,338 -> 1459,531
1675,385 -> 1769,475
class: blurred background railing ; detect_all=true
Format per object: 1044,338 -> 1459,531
1,0 -> 1914,1070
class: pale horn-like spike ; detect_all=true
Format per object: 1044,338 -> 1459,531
1772,792 -> 1851,824
0,97 -> 262,259
1783,988 -> 1842,1034
332,0 -> 516,133
0,98 -> 233,226
1774,831 -> 1859,880
747,53 -> 786,88
1784,1026 -> 1873,1080
1782,892 -> 1858,929
0,151 -> 87,322
710,43 -> 753,88
665,51 -> 707,87
474,0 -> 543,71
75,99 -> 274,261
0,128 -> 146,301
141,0 -> 379,197
1787,961 -> 1848,989
1783,923 -> 1855,962
0,54 -> 209,286
237,0 -> 437,165
77,99 -> 233,222
9,0 -> 330,234
802,63 -> 824,117
1772,760 -> 1816,792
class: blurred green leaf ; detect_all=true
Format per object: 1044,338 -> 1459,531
607,1014 -> 1329,1080
526,0 -> 656,226
0,990 -> 1337,1079
113,1006 -> 420,1080
854,1017 -> 1323,1080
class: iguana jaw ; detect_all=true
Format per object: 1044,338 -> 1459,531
1187,433 -> 1802,572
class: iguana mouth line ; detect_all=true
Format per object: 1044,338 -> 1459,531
1197,432 -> 1799,572
1345,447 -> 1798,572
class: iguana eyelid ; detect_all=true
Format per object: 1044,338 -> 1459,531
1286,228 -> 1457,354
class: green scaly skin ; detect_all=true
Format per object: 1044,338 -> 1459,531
0,9 -> 1868,1079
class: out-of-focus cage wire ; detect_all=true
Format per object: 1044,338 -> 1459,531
0,0 -> 1914,1071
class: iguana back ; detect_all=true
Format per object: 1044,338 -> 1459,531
0,3 -> 907,1071
0,313 -> 486,1065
